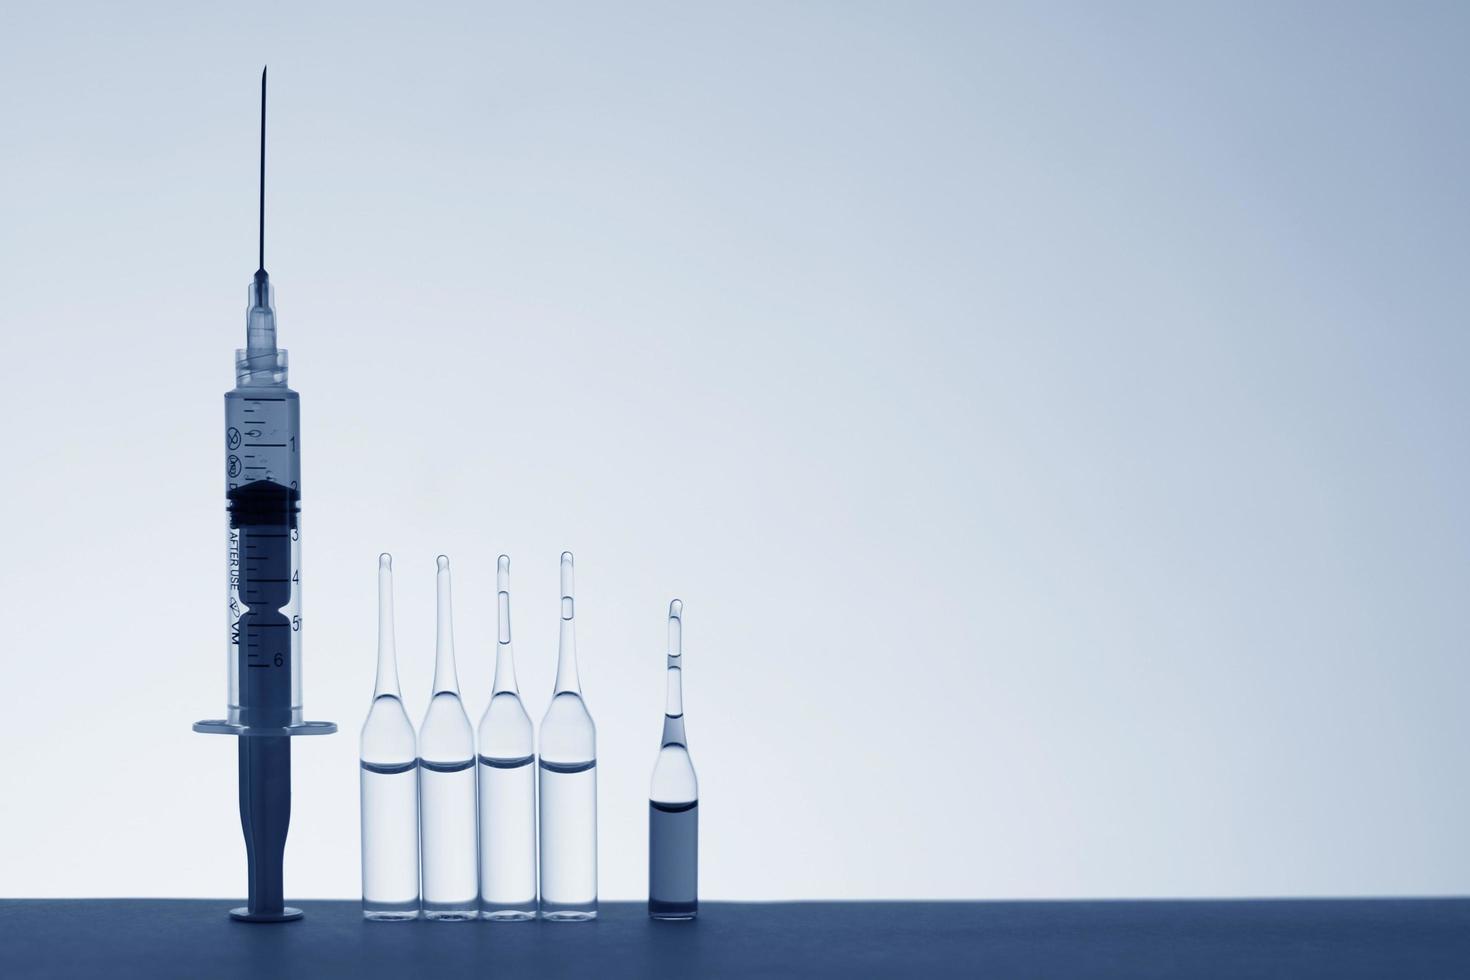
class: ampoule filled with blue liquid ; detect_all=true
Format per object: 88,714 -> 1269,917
477,555 -> 538,920
359,554 -> 420,920
649,599 -> 698,920
418,556 -> 478,921
538,552 -> 598,920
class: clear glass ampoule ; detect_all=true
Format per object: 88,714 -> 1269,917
417,556 -> 479,921
476,555 -> 538,920
649,599 -> 698,920
538,551 -> 598,920
359,554 -> 421,920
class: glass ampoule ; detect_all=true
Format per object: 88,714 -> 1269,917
417,556 -> 479,921
359,554 -> 421,920
649,599 -> 698,920
538,552 -> 598,920
476,555 -> 538,920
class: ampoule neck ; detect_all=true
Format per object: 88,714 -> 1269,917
432,652 -> 460,695
553,552 -> 582,695
492,558 -> 520,694
493,641 -> 520,695
433,556 -> 461,695
374,648 -> 402,700
660,705 -> 687,749
373,555 -> 402,699
554,615 -> 581,694
660,661 -> 686,747
661,600 -> 686,746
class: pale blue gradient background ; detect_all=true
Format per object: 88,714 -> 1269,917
1,2 -> 1467,899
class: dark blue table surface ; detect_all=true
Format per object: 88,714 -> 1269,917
2,898 -> 1467,979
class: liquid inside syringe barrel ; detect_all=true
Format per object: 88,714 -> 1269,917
226,385 -> 302,730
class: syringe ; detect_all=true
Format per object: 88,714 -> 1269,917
195,68 -> 336,923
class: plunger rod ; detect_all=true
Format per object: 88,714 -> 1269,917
233,736 -> 299,922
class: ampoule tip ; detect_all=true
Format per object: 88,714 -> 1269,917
667,598 -> 683,658
560,552 -> 575,597
379,553 -> 392,569
436,554 -> 450,571
559,552 -> 575,620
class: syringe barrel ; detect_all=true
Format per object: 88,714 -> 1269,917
225,384 -> 302,729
